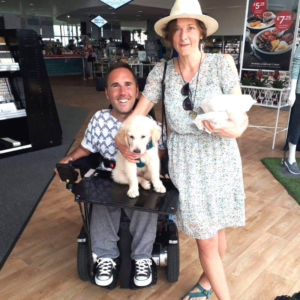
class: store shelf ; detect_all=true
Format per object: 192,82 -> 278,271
0,29 -> 62,157
0,109 -> 26,120
0,63 -> 19,72
0,108 -> 27,119
0,144 -> 32,154
205,45 -> 222,48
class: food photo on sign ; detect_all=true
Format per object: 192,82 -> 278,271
242,0 -> 298,71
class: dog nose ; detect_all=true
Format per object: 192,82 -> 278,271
133,149 -> 141,153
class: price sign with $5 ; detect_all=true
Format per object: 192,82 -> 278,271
251,0 -> 266,15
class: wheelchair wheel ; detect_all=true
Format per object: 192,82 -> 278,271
167,244 -> 179,283
77,243 -> 90,281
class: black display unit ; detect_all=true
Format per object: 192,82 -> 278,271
204,35 -> 242,70
0,29 -> 62,157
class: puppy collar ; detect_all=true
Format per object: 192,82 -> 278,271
136,140 -> 154,168
146,140 -> 153,150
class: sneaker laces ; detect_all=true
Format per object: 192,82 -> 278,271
135,259 -> 152,278
96,258 -> 116,279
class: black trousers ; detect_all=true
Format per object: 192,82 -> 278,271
284,93 -> 300,151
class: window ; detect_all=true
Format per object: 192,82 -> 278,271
53,24 -> 81,46
53,25 -> 61,36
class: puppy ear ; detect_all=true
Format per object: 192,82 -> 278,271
151,123 -> 162,147
116,123 -> 129,147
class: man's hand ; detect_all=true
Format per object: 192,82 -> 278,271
202,111 -> 248,139
54,156 -> 73,178
115,134 -> 142,163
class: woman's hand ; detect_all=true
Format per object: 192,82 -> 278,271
202,111 -> 248,139
115,135 -> 142,163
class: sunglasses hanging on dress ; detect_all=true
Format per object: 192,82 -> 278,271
178,53 -> 202,119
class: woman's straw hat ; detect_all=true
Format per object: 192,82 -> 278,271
154,0 -> 219,37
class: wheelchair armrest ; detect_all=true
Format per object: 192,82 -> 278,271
72,153 -> 103,177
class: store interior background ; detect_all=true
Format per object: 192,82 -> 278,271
1,0 -> 300,300
0,0 -> 246,48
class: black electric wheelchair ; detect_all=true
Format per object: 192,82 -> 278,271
56,153 -> 180,290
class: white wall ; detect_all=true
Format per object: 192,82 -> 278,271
206,6 -> 247,36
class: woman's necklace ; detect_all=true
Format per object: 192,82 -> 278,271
178,52 -> 202,119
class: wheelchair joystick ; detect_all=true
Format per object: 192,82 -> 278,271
56,162 -> 79,191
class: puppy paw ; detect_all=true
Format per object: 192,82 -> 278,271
141,180 -> 151,190
154,184 -> 166,194
127,188 -> 139,198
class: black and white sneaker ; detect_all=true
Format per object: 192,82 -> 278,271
134,258 -> 152,287
284,159 -> 300,175
95,258 -> 117,286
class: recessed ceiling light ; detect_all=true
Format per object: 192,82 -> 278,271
67,15 -> 70,18
138,11 -> 142,12
30,3 -> 34,5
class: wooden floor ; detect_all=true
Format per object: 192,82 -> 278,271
1,75 -> 300,300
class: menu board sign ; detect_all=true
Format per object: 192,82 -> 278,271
241,0 -> 299,71
3,14 -> 22,30
100,0 -> 133,9
145,40 -> 157,56
138,51 -> 146,61
40,17 -> 54,38
91,16 -> 107,28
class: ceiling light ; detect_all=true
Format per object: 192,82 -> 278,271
67,15 -> 70,18
1,1 -> 6,2
137,15 -> 140,16
138,11 -> 142,12
111,12 -> 115,14
30,3 -> 34,5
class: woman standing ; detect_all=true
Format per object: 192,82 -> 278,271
116,0 -> 248,299
83,36 -> 96,79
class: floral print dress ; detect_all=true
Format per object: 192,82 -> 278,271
142,54 -> 245,239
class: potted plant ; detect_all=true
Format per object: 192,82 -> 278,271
270,69 -> 288,105
254,69 -> 267,87
241,72 -> 253,86
253,70 -> 268,103
271,69 -> 287,89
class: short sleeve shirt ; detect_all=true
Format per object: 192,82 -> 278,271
81,109 -> 167,171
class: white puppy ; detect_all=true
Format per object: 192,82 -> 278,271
112,115 -> 166,198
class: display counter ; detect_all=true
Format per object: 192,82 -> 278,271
94,61 -> 156,78
43,55 -> 85,78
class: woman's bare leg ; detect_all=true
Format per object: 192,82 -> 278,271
183,229 -> 229,300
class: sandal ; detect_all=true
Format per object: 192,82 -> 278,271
184,283 -> 213,299
292,292 -> 300,300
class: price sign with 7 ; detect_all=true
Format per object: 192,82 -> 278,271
275,11 -> 293,31
251,0 -> 266,15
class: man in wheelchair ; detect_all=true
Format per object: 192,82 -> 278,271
56,62 -> 167,288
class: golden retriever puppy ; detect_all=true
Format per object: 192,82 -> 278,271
112,116 -> 166,198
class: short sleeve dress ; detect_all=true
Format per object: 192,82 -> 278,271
143,54 -> 245,240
